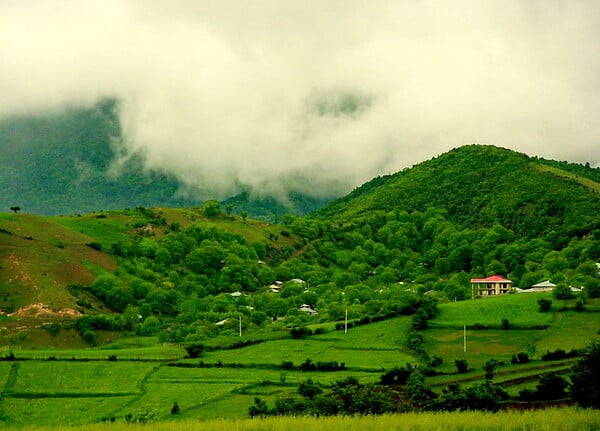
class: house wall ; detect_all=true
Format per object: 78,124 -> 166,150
471,281 -> 512,298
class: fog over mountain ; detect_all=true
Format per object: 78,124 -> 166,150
1,1 -> 599,199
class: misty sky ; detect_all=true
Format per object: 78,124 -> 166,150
2,1 -> 599,199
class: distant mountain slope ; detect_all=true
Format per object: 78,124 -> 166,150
314,145 -> 600,241
0,99 -> 198,215
0,99 -> 332,218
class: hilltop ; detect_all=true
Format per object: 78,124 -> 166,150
315,145 -> 600,241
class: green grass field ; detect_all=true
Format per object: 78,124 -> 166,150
433,293 -> 555,328
0,294 -> 598,426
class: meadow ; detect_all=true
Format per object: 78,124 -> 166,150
1,294 -> 598,426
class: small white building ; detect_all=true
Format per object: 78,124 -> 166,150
530,280 -> 556,292
299,304 -> 317,315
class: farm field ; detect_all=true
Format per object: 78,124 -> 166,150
1,293 -> 598,426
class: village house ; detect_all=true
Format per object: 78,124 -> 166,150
470,275 -> 513,298
515,280 -> 556,294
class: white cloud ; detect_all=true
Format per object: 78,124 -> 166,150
1,0 -> 599,199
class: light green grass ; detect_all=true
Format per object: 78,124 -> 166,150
51,213 -> 138,249
0,361 -> 12,389
536,310 -> 600,352
535,163 -> 600,193
5,408 -> 600,431
8,362 -> 156,395
200,337 -> 414,370
433,294 -> 555,328
423,327 -> 542,372
199,317 -> 415,370
2,396 -> 138,426
16,345 -> 185,360
119,382 -> 242,420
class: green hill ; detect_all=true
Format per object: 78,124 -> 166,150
314,145 -> 600,243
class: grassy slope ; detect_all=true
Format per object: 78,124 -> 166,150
0,213 -> 116,312
534,163 -> 600,193
0,209 -> 293,316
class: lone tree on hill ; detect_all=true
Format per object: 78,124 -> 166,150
10,206 -> 20,213
202,200 -> 221,217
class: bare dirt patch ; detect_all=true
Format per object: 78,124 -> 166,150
8,302 -> 81,318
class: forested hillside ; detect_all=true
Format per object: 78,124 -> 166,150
315,145 -> 600,242
1,145 -> 598,348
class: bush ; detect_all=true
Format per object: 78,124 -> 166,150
511,352 -> 529,364
298,379 -> 323,400
86,242 -> 102,251
280,361 -> 294,370
536,372 -> 568,400
455,359 -> 468,373
185,343 -> 205,359
380,365 -> 412,385
290,326 -> 312,339
538,298 -> 552,312
483,359 -> 499,380
541,348 -> 579,361
300,358 -> 317,371
248,397 -> 269,417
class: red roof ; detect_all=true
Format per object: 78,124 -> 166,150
470,275 -> 512,283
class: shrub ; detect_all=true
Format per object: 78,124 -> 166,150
455,359 -> 468,373
536,372 -> 568,400
541,348 -> 579,361
298,378 -> 323,399
300,358 -> 317,371
511,352 -> 529,364
290,326 -> 312,339
538,298 -> 552,312
248,397 -> 269,418
185,343 -> 205,359
86,242 -> 102,251
380,365 -> 412,385
280,361 -> 294,370
483,359 -> 499,380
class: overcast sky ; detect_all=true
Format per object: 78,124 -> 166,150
1,1 -> 599,199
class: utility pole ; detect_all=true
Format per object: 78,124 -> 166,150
463,324 -> 467,353
345,308 -> 348,334
239,315 -> 242,337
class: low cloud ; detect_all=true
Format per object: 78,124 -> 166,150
1,1 -> 599,199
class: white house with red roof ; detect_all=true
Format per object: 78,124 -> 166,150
470,275 -> 513,298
